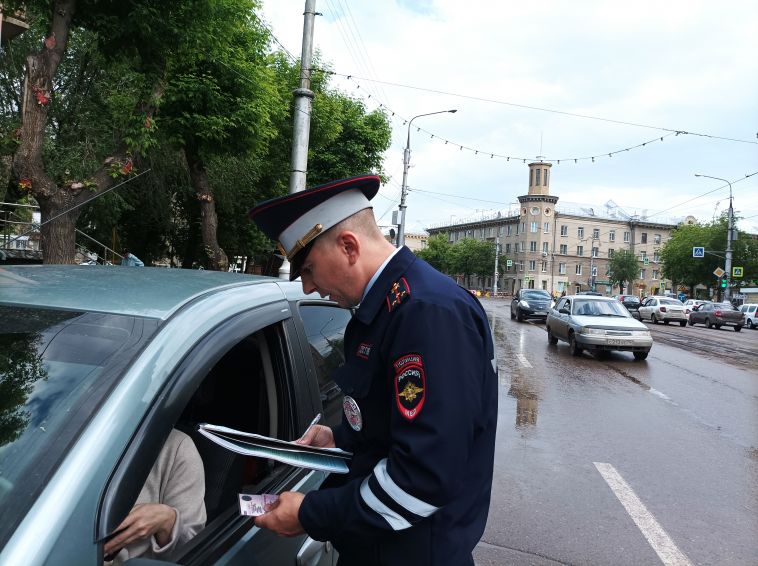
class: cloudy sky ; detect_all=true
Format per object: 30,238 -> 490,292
260,0 -> 758,234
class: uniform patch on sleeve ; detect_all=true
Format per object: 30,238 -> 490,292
386,277 -> 411,312
356,342 -> 372,360
393,353 -> 426,421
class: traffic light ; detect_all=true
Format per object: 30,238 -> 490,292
720,277 -> 728,289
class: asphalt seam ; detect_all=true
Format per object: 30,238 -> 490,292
477,539 -> 576,565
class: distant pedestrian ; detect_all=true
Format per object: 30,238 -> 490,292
121,248 -> 144,267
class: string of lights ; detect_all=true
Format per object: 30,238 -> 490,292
322,70 -> 758,146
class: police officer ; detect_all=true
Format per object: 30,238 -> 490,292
250,175 -> 497,565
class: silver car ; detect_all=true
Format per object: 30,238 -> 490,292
0,265 -> 343,566
546,295 -> 653,360
637,296 -> 687,326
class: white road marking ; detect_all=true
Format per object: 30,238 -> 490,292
594,462 -> 693,566
649,388 -> 672,401
515,353 -> 532,368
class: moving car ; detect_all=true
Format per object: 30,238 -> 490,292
739,303 -> 758,329
688,301 -> 745,331
546,295 -> 653,360
613,294 -> 642,318
510,288 -> 553,322
637,296 -> 688,326
0,265 -> 345,566
682,298 -> 710,316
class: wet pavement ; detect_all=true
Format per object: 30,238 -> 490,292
474,298 -> 758,566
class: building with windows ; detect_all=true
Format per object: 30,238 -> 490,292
426,162 -> 679,296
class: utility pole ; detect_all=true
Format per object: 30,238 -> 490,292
280,0 -> 317,279
696,174 -> 734,301
493,239 -> 500,295
397,109 -> 457,248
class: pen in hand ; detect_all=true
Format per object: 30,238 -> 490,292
299,413 -> 321,442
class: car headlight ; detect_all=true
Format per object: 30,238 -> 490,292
519,300 -> 530,308
580,327 -> 606,335
629,330 -> 651,336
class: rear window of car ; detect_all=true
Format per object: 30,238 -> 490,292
0,306 -> 155,547
660,299 -> 683,305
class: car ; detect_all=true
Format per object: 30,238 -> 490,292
0,265 -> 346,566
682,298 -> 710,316
688,301 -> 745,331
637,296 -> 688,326
739,303 -> 758,329
613,294 -> 642,318
510,288 -> 553,322
545,295 -> 653,360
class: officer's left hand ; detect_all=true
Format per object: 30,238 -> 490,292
254,491 -> 305,536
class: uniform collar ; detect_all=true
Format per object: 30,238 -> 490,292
361,246 -> 401,304
355,246 -> 416,325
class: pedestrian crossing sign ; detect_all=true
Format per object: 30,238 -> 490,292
732,266 -> 743,278
692,246 -> 705,258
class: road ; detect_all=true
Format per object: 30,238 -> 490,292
474,298 -> 758,566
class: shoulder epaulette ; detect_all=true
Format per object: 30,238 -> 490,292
386,277 -> 411,312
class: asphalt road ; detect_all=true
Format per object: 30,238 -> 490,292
473,298 -> 758,566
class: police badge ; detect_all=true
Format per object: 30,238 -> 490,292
343,395 -> 363,431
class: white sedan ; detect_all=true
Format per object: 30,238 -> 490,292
638,296 -> 688,326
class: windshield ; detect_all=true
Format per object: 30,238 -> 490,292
660,299 -> 683,305
572,300 -> 630,317
0,306 -> 154,546
522,291 -> 551,300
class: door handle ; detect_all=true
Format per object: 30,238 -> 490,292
296,536 -> 331,566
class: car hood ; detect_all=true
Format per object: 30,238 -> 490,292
570,315 -> 648,330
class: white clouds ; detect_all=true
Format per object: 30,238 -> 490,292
261,0 -> 758,232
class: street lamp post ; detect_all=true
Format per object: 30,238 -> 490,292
695,174 -> 734,301
397,109 -> 457,248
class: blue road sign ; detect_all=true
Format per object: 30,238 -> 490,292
692,246 -> 705,258
678,292 -> 686,302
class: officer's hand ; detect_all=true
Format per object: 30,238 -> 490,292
254,491 -> 305,536
295,424 -> 335,448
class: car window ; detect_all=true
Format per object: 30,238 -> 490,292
660,299 -> 683,305
299,304 -> 352,428
521,290 -> 551,300
0,306 -> 155,548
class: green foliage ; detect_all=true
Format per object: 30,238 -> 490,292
608,249 -> 639,292
448,238 -> 497,283
416,233 -> 452,272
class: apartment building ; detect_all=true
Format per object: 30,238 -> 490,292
427,162 -> 679,296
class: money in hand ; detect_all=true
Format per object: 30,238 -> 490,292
239,493 -> 279,516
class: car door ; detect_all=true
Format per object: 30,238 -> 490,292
97,300 -> 336,566
551,298 -> 570,340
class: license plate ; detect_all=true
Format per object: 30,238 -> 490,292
607,339 -> 632,346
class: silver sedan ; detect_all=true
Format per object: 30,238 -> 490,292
546,295 -> 653,360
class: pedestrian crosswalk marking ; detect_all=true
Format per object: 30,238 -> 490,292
515,353 -> 532,368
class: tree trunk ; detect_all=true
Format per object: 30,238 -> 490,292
0,156 -> 11,203
184,142 -> 228,271
38,193 -> 80,264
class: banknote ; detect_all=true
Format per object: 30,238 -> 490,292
238,493 -> 279,516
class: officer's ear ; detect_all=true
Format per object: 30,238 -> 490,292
336,230 -> 360,266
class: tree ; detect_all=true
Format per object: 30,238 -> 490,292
661,216 -> 758,297
415,233 -> 452,272
448,238 -> 495,288
608,249 -> 639,294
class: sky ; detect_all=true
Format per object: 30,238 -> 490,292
260,0 -> 758,235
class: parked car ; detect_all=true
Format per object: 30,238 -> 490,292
613,294 -> 642,318
682,299 -> 710,316
0,265 -> 345,565
637,296 -> 688,326
688,301 -> 745,331
546,295 -> 653,360
739,303 -> 758,329
511,288 -> 553,322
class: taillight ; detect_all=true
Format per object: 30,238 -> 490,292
660,306 -> 667,312
715,310 -> 722,316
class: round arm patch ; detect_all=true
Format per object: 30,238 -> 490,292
393,354 -> 426,421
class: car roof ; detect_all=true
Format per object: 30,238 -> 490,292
0,265 -> 300,320
563,295 -> 616,301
